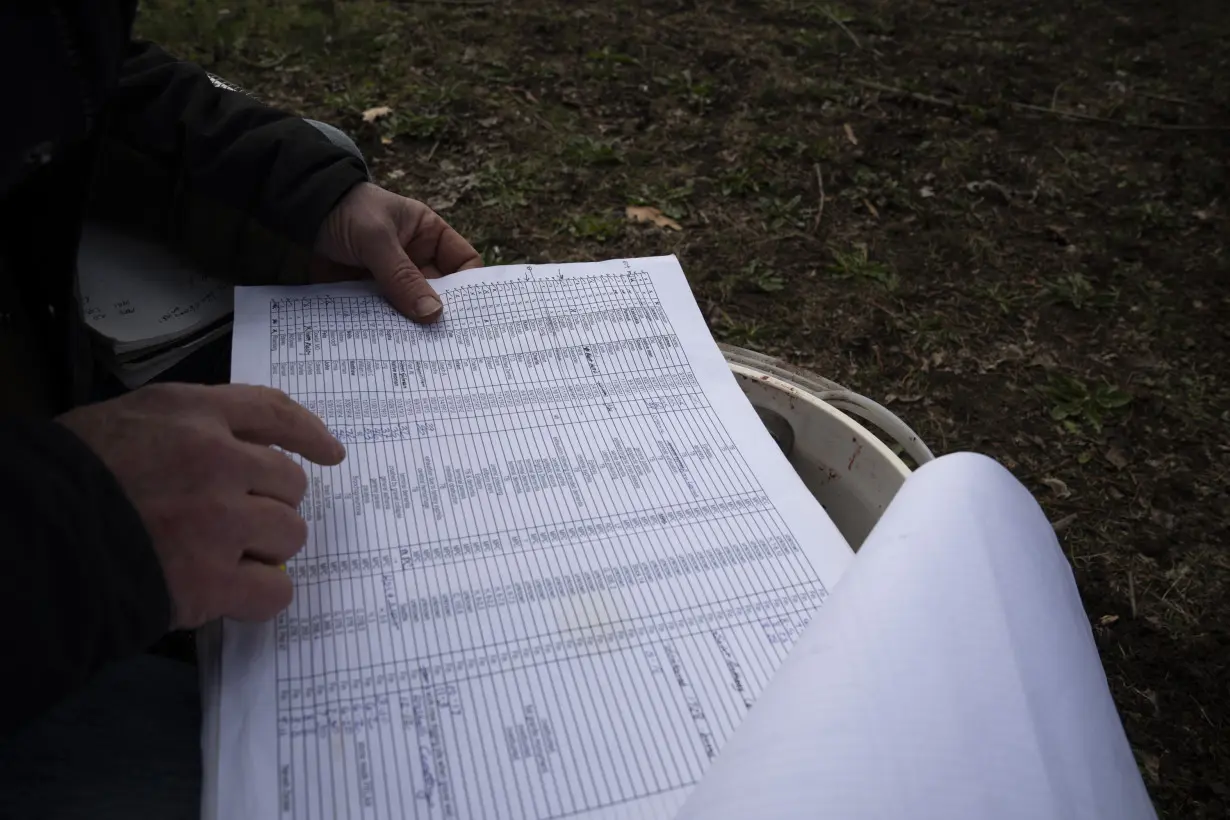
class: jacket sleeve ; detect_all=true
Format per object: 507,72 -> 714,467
0,417 -> 171,738
86,40 -> 369,286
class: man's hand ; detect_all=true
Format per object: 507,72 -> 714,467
313,182 -> 483,323
56,384 -> 345,629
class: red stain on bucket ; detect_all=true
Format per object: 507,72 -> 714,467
848,442 -> 864,471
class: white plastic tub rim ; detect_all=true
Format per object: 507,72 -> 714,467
722,344 -> 935,550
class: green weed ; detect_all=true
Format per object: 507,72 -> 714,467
630,181 -> 694,221
1047,272 -> 1118,310
718,168 -> 762,197
829,245 -> 899,291
1045,374 -> 1133,434
980,282 -> 1027,315
383,111 -> 450,141
716,318 -> 767,349
756,194 -> 807,231
560,213 -> 624,242
565,136 -> 624,167
745,260 -> 787,293
475,162 -> 532,210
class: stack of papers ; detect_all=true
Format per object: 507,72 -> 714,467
199,255 -> 1156,820
75,223 -> 233,387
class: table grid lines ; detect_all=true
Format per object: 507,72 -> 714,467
276,582 -> 823,688
249,267 -> 832,820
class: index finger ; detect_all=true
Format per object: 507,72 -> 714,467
207,384 -> 346,466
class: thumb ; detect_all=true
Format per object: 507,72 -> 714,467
362,228 -> 443,323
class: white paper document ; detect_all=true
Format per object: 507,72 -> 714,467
105,322 -> 234,389
76,222 -> 233,353
675,451 -> 1157,820
210,256 -> 855,819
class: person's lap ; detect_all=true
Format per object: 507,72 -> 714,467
0,656 -> 201,819
1,118 -> 365,819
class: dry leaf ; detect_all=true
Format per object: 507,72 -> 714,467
380,136 -> 394,146
625,205 -> 682,232
843,123 -> 859,145
1149,508 -> 1176,531
362,105 -> 393,124
1052,512 -> 1078,533
1030,352 -> 1059,370
1041,477 -> 1071,498
426,173 -> 479,213
1105,447 -> 1128,470
862,198 -> 880,218
1098,614 -> 1120,626
387,169 -> 406,180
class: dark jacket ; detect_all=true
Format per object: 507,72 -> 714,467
0,0 -> 369,736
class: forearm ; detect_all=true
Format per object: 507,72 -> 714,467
86,41 -> 368,285
0,418 -> 170,737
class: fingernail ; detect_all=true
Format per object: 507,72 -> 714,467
414,295 -> 442,318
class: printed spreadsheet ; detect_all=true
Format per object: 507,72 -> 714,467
209,256 -> 853,820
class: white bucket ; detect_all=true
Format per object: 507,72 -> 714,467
722,344 -> 934,549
